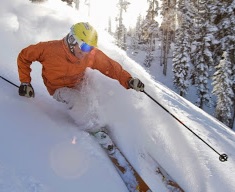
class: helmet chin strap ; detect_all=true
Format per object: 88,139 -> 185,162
66,32 -> 77,55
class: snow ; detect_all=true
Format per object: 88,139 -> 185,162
0,0 -> 235,192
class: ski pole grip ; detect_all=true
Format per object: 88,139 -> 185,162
219,154 -> 228,162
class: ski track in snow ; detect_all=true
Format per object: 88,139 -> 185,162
0,163 -> 46,192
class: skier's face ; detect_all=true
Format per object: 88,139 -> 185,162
74,44 -> 89,59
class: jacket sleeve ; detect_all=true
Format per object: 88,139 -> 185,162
17,42 -> 45,83
91,49 -> 132,89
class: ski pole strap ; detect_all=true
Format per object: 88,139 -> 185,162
142,90 -> 228,162
0,75 -> 19,88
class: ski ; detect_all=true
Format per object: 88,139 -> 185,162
92,131 -> 152,192
141,153 -> 184,192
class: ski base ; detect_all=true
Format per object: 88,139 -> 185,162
141,153 -> 184,192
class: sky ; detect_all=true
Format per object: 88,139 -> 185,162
75,0 -> 149,29
0,0 -> 235,192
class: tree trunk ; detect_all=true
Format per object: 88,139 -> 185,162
163,29 -> 169,76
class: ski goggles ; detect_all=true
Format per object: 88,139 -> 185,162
76,38 -> 93,52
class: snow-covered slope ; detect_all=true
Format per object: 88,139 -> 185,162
0,0 -> 235,192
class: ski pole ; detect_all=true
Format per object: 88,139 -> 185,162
0,75 -> 19,88
142,90 -> 228,162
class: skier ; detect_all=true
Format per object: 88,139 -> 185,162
17,22 -> 144,104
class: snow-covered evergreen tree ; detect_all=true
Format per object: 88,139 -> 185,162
144,44 -> 154,68
209,0 -> 234,65
61,0 -> 73,6
74,0 -> 80,9
211,0 -> 235,126
138,0 -> 159,67
160,0 -> 176,75
172,0 -> 192,96
212,51 -> 234,127
129,15 -> 142,51
115,0 -> 130,50
191,0 -> 214,109
218,1 -> 235,67
108,17 -> 112,35
193,34 -> 213,109
134,14 -> 143,42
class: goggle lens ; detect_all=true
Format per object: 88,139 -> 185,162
80,42 -> 93,52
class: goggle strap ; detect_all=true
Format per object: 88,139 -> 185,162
66,34 -> 76,55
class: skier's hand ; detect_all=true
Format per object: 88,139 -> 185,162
19,83 -> 35,98
128,78 -> 144,92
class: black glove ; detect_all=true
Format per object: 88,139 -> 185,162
19,83 -> 35,98
128,78 -> 144,92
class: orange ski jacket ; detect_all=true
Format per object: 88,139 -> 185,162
17,39 -> 131,95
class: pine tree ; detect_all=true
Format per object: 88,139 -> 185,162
130,26 -> 140,52
172,0 -> 192,96
61,0 -> 73,6
160,0 -> 176,75
211,0 -> 235,127
208,0 -> 231,66
193,33 -> 213,109
135,14 -> 143,42
115,0 -> 130,50
191,0 -> 214,109
228,1 -> 235,127
138,0 -> 159,67
144,44 -> 154,68
108,17 -> 112,35
212,52 -> 234,127
74,0 -> 80,10
127,15 -> 142,56
218,1 -> 235,66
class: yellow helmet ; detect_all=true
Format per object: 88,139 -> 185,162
71,22 -> 98,47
